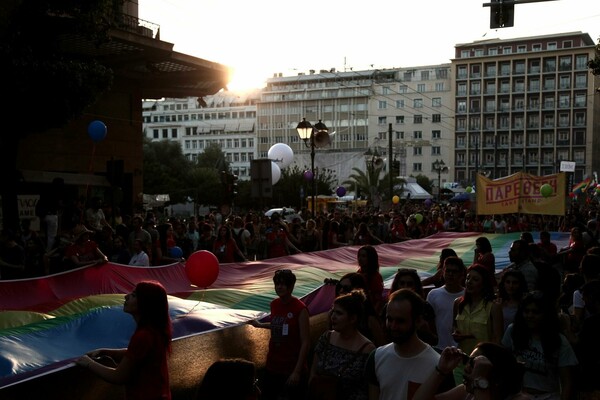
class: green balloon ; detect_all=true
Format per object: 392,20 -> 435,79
415,213 -> 423,224
540,184 -> 553,198
465,186 -> 473,193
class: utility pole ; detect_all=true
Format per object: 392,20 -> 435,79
388,123 -> 393,199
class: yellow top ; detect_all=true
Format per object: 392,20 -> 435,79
455,300 -> 493,355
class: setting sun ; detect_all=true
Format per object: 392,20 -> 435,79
226,67 -> 268,92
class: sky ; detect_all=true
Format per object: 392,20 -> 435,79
139,0 -> 600,92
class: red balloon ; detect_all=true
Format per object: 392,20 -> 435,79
185,250 -> 219,287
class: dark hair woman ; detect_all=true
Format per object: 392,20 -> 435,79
496,270 -> 527,331
502,291 -> 578,399
421,248 -> 458,288
309,290 -> 376,400
77,281 -> 172,400
356,245 -> 385,315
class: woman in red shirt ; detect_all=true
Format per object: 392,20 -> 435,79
212,225 -> 246,263
77,281 -> 172,400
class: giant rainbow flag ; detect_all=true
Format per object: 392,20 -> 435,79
0,231 -> 570,389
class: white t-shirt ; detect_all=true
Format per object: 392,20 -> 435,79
502,324 -> 578,393
129,251 -> 150,267
427,286 -> 465,350
367,343 -> 439,400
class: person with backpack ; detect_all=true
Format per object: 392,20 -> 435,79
232,217 -> 251,262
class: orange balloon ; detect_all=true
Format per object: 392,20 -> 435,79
186,250 -> 219,287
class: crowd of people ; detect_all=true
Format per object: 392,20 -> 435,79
3,195 -> 600,399
3,193 -> 599,281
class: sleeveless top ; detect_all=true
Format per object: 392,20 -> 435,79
455,300 -> 494,355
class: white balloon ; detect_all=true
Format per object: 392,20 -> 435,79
271,162 -> 281,185
268,143 -> 294,169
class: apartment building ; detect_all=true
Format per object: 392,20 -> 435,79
257,66 -> 454,188
452,31 -> 599,185
142,90 -> 260,179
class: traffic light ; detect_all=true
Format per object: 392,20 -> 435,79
490,0 -> 514,28
230,174 -> 238,199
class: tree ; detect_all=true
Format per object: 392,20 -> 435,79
0,0 -> 118,230
196,143 -> 230,172
271,165 -> 336,210
589,36 -> 600,91
343,167 -> 404,202
142,139 -> 194,204
413,174 -> 434,194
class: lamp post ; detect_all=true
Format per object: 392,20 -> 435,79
433,159 -> 448,201
296,118 -> 329,218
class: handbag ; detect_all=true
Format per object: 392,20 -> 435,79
308,332 -> 370,400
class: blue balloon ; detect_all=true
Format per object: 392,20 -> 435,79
88,120 -> 107,142
169,246 -> 183,258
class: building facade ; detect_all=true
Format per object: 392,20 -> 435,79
142,90 -> 260,179
257,66 -> 454,190
452,31 -> 599,185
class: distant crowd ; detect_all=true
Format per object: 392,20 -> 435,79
0,194 -> 599,280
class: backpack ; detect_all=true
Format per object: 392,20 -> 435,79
233,228 -> 247,261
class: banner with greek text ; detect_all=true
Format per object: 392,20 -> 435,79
476,172 -> 566,215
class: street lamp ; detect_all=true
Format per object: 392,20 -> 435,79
433,159 -> 448,201
296,118 -> 329,218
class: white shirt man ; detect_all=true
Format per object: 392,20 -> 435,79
426,256 -> 466,351
366,289 -> 449,400
129,239 -> 150,267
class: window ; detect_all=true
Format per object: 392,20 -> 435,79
457,100 -> 467,113
414,115 -> 423,123
432,98 -> 442,107
514,79 -> 525,92
503,47 -> 512,54
432,114 -> 441,123
547,42 -> 557,50
457,83 -> 467,96
559,75 -> 571,89
514,61 -> 526,74
414,99 -> 423,108
396,131 -> 404,139
396,115 -> 405,124
575,74 -> 587,88
559,94 -> 570,108
432,130 -> 441,139
378,100 -> 387,109
485,63 -> 497,76
432,146 -> 441,155
574,93 -> 586,107
457,66 -> 468,79
399,84 -> 408,93
528,78 -> 540,91
576,55 -> 588,70
396,100 -> 405,108
488,48 -> 498,56
436,68 -> 448,79
559,56 -> 572,71
532,44 -> 541,52
413,131 -> 423,139
461,50 -> 471,58
544,58 -> 556,72
171,128 -> 177,138
153,129 -> 159,139
517,45 -> 527,53
470,81 -> 481,95
382,86 -> 390,94
435,83 -> 445,91
413,163 -> 422,172
471,65 -> 481,77
574,112 -> 585,126
162,129 -> 168,139
544,76 -> 555,90
558,113 -> 570,127
378,116 -> 387,125
403,71 -> 413,81
417,83 -> 426,92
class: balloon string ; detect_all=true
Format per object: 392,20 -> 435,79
81,143 -> 97,224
